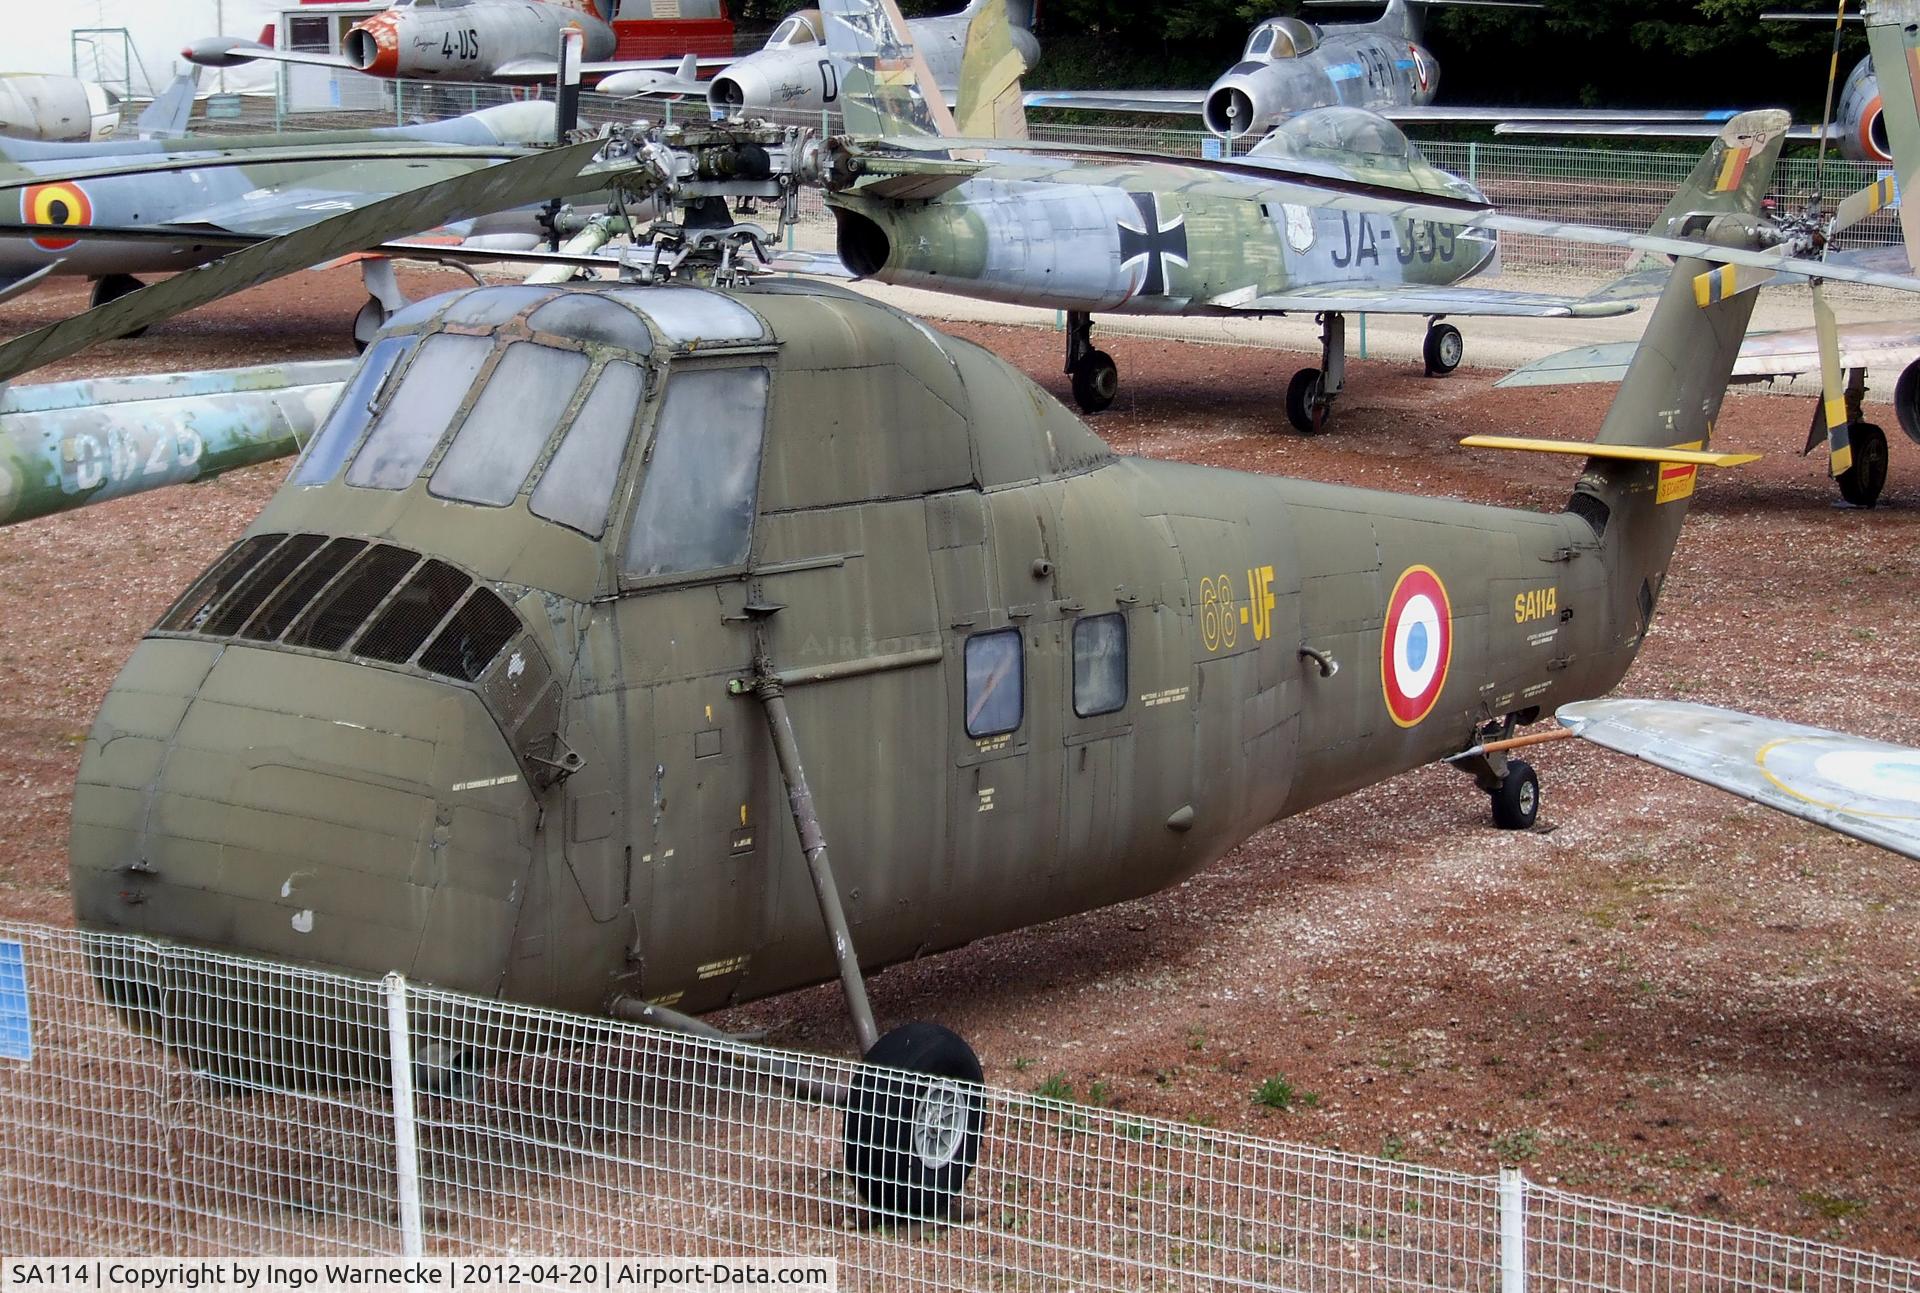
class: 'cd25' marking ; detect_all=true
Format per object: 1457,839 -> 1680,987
1381,564 -> 1452,728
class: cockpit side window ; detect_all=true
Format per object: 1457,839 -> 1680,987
622,366 -> 769,580
346,333 -> 492,491
293,335 -> 417,486
429,342 -> 590,507
771,16 -> 817,45
531,361 -> 644,538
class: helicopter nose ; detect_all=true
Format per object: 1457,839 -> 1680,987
69,638 -> 538,997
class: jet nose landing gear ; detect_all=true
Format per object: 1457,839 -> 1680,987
1423,319 -> 1463,377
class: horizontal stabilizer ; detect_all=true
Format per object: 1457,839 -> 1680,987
1558,699 -> 1920,862
1460,434 -> 1759,466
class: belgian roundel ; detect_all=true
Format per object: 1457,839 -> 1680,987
1380,565 -> 1452,728
23,182 -> 93,252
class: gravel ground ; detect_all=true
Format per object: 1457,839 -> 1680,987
1,267 -> 1917,1257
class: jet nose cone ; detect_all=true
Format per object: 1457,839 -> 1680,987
70,639 -> 538,1000
1204,85 -> 1258,139
707,72 -> 753,113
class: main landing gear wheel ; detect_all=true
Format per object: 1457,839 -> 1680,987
1837,421 -> 1889,509
1490,759 -> 1540,831
352,298 -> 389,354
1423,322 -> 1463,376
1071,350 -> 1119,413
843,1021 -> 984,1221
1286,368 -> 1327,434
91,273 -> 148,339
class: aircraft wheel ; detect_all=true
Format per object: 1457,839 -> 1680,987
843,1022 -> 983,1221
92,273 -> 148,339
1838,421 -> 1890,509
1423,322 -> 1464,376
412,1041 -> 484,1098
1286,368 -> 1326,434
1894,359 -> 1920,447
352,298 -> 389,354
1490,759 -> 1540,831
1070,350 -> 1118,413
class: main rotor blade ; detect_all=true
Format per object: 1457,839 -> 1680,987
1811,280 -> 1853,476
0,139 -> 609,385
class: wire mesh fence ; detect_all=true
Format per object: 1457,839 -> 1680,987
2,918 -> 1917,1291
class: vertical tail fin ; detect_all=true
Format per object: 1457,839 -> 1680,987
956,0 -> 1029,139
820,0 -> 960,140
1571,110 -> 1788,657
135,68 -> 201,140
1864,1 -> 1920,268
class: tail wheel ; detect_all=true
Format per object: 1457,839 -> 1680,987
1837,421 -> 1889,508
1490,759 -> 1540,830
1423,322 -> 1464,376
1286,368 -> 1327,434
1070,350 -> 1118,413
843,1022 -> 984,1221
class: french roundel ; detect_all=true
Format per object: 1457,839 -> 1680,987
23,182 -> 93,252
1381,565 -> 1452,728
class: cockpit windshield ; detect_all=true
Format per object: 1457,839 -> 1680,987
1251,106 -> 1417,166
1248,17 -> 1318,60
769,13 -> 821,47
290,284 -> 775,578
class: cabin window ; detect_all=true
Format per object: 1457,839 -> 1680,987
623,366 -> 769,579
293,335 -> 416,486
430,342 -> 590,507
346,333 -> 492,490
964,628 -> 1024,739
532,361 -> 645,537
1072,613 -> 1127,718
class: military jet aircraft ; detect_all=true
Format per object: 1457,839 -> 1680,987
185,0 -> 732,86
0,100 -> 570,324
0,74 -> 120,144
597,0 -> 1039,118
37,87 -> 1920,1221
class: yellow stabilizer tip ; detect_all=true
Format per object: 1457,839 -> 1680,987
1459,435 -> 1761,467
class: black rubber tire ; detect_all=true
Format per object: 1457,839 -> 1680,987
92,274 -> 149,339
1894,358 -> 1920,448
1286,368 -> 1325,434
1490,759 -> 1540,830
352,298 -> 388,354
1838,421 -> 1889,509
1070,349 -> 1118,413
1423,322 -> 1464,376
844,1022 -> 984,1221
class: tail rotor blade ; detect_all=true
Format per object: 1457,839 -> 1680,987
1812,280 -> 1853,476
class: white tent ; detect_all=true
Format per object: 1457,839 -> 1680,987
16,1 -> 287,98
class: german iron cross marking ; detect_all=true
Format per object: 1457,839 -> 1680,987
1118,192 -> 1189,297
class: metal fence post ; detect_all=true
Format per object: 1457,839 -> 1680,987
1469,141 -> 1479,187
384,972 -> 425,1259
1499,1166 -> 1528,1293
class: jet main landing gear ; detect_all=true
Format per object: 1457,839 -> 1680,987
1065,310 -> 1118,413
1286,312 -> 1347,434
1423,318 -> 1463,376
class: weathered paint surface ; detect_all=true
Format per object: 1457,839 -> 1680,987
0,360 -> 350,527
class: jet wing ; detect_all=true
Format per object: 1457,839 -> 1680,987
1496,321 -> 1920,387
1556,699 -> 1920,863
491,55 -> 733,83
1491,117 -> 1829,144
1018,89 -> 1205,115
1214,280 -> 1635,318
202,44 -> 359,71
